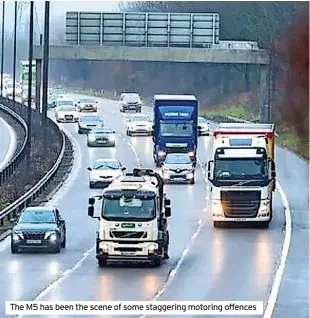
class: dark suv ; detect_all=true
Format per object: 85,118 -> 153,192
11,206 -> 66,253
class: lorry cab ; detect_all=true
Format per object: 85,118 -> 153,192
207,123 -> 276,228
152,94 -> 198,167
88,168 -> 171,267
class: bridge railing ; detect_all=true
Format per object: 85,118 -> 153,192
0,97 -> 28,185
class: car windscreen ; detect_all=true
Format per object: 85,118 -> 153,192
18,210 -> 56,224
102,197 -> 155,221
130,116 -> 150,121
198,117 -> 207,123
80,116 -> 100,122
58,106 -> 75,111
124,94 -> 140,102
57,100 -> 73,106
90,128 -> 112,134
93,161 -> 120,170
80,99 -> 95,103
165,155 -> 191,164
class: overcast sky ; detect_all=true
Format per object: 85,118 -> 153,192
1,1 -> 122,39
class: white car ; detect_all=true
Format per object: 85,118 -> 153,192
126,114 -> 153,136
161,153 -> 195,184
119,93 -> 142,112
55,105 -> 79,122
76,98 -> 98,112
198,116 -> 210,136
87,158 -> 126,188
5,82 -> 22,98
56,97 -> 74,108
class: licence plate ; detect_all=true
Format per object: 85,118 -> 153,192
98,140 -> 107,143
121,252 -> 136,256
27,240 -> 42,244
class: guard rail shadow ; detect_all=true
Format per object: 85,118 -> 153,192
0,97 -> 28,185
0,96 -> 71,233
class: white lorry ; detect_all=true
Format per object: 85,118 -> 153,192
207,123 -> 276,228
88,168 -> 171,267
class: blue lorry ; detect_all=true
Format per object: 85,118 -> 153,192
152,94 -> 198,167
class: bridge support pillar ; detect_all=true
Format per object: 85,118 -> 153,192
259,65 -> 269,123
35,59 -> 42,113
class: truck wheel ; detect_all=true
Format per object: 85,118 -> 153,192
152,256 -> 162,267
213,221 -> 223,228
259,221 -> 270,229
98,258 -> 107,267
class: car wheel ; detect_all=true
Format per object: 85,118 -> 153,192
61,233 -> 66,248
190,177 -> 195,184
78,130 -> 82,134
11,244 -> 18,254
89,182 -> 94,189
213,221 -> 224,228
98,258 -> 107,267
53,242 -> 61,253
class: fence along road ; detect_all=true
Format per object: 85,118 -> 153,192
0,115 -> 16,170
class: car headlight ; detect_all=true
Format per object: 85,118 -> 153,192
158,151 -> 166,157
88,135 -> 96,142
12,232 -> 23,240
186,172 -> 194,179
188,151 -> 195,157
49,233 -> 58,242
44,231 -> 56,240
108,135 -> 115,141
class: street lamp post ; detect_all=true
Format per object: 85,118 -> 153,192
27,1 -> 34,155
0,1 -> 5,96
12,1 -> 17,102
42,1 -> 50,147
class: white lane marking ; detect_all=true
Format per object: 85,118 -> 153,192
263,180 -> 292,318
0,116 -> 17,170
47,127 -> 82,206
0,236 -> 10,252
15,245 -> 96,318
139,218 -> 205,318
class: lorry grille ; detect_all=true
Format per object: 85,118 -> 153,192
220,191 -> 260,218
110,231 -> 146,239
23,232 -> 46,240
166,147 -> 187,154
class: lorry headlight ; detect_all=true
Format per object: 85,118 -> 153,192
101,243 -> 108,252
188,151 -> 195,157
261,200 -> 270,207
148,243 -> 157,253
158,151 -> 166,157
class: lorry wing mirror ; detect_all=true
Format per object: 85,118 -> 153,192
89,197 -> 95,205
165,206 -> 171,218
164,198 -> 171,206
88,206 -> 94,217
207,160 -> 214,181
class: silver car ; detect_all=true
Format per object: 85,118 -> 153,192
198,116 -> 210,136
78,115 -> 104,134
87,127 -> 116,147
161,153 -> 195,184
119,93 -> 142,112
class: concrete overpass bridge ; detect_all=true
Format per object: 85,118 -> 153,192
32,11 -> 271,121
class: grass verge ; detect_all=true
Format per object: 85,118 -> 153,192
202,105 -> 309,160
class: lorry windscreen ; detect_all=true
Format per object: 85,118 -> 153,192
101,197 -> 156,221
214,158 -> 268,181
160,122 -> 193,137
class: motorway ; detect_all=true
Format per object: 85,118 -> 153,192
0,94 -> 308,318
0,114 -> 16,170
